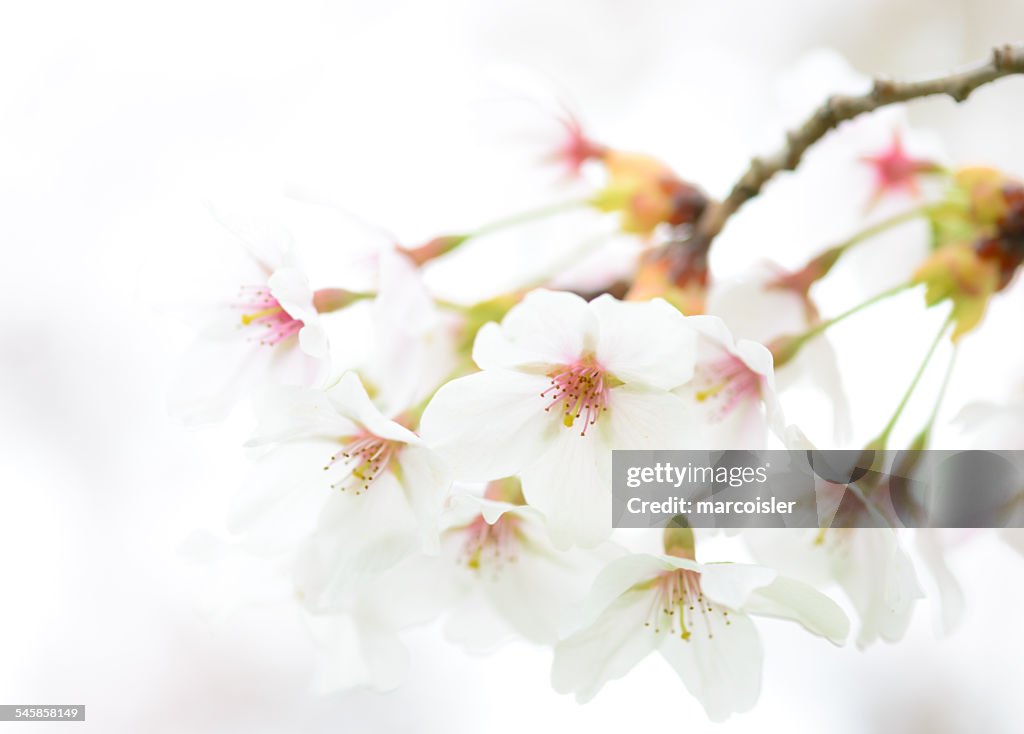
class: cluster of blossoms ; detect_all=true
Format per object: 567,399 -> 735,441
173,53 -> 1024,721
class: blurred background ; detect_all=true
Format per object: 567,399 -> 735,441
1,0 -> 1023,731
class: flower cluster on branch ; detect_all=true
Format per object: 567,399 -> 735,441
172,45 -> 1024,721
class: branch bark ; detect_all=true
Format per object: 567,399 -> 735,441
697,43 -> 1024,244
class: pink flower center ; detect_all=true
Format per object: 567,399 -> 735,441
642,569 -> 730,641
458,513 -> 522,573
235,285 -> 303,347
541,360 -> 610,435
860,132 -> 935,202
551,113 -> 605,177
323,432 -> 398,495
694,354 -> 761,420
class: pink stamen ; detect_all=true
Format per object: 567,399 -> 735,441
549,112 -> 606,177
642,569 -> 729,641
541,360 -> 610,435
234,285 -> 303,347
458,512 -> 522,573
323,431 -> 398,495
860,131 -> 937,205
693,354 -> 761,420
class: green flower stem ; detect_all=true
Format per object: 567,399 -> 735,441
797,206 -> 933,286
910,341 -> 960,450
772,282 -> 914,366
869,314 -> 953,451
467,198 -> 590,240
407,198 -> 591,265
835,207 -> 932,253
812,283 -> 913,339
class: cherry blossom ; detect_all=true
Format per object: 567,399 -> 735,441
675,314 -> 785,449
169,252 -> 338,424
552,549 -> 848,720
231,372 -> 450,586
861,130 -> 940,207
428,487 -> 619,651
420,289 -> 699,548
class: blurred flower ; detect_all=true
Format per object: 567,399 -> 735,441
589,150 -> 707,236
168,251 -> 346,424
914,527 -> 967,634
953,398 -> 1024,556
861,130 -> 942,208
421,289 -> 698,548
425,486 -> 618,651
303,552 -> 454,693
706,261 -> 851,445
745,527 -> 923,648
231,372 -> 450,583
365,248 -> 460,417
974,181 -> 1024,291
548,110 -> 607,178
746,425 -> 925,647
713,50 -> 945,300
674,314 -> 784,449
913,243 -> 999,341
910,169 -> 1024,343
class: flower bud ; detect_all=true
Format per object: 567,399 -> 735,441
912,244 -> 1000,341
662,518 -> 696,560
767,333 -> 806,369
590,150 -> 707,236
312,288 -> 372,314
403,235 -> 470,267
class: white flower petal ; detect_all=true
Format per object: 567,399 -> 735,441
471,537 -> 601,648
836,529 -> 924,648
687,314 -> 738,350
327,371 -> 421,445
500,289 -> 597,364
472,321 -> 559,371
591,295 -> 697,389
420,369 -> 552,480
306,613 -> 410,694
368,249 -> 455,413
666,561 -> 777,610
915,528 -> 965,635
298,320 -> 329,360
168,334 -> 266,424
566,554 -> 672,633
292,474 -> 420,612
374,248 -> 437,334
605,384 -> 695,449
743,528 -> 835,586
268,266 -> 317,324
1002,528 -> 1024,556
520,428 -> 611,549
519,386 -> 692,549
445,493 -> 542,527
363,553 -> 461,628
443,588 -> 519,651
228,438 -> 338,554
247,385 -> 355,446
743,576 -> 850,644
734,338 -> 774,380
658,610 -> 763,722
779,337 -> 852,445
953,400 -> 1024,450
396,445 -> 451,554
551,591 -> 660,703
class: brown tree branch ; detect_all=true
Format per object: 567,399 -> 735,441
697,42 -> 1024,244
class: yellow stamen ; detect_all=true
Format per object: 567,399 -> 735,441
695,381 -> 728,402
240,305 -> 282,325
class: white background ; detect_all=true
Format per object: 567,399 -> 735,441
2,0 -> 1023,731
